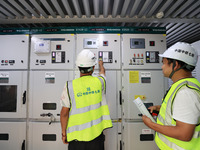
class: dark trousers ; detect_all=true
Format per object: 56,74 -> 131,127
68,133 -> 105,150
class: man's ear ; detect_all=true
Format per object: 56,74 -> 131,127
174,61 -> 181,71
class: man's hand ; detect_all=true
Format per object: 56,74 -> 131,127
60,107 -> 69,144
99,60 -> 105,75
142,115 -> 196,141
62,134 -> 68,144
148,105 -> 161,113
99,60 -> 103,66
142,115 -> 154,128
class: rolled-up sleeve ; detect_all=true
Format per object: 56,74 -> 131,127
60,84 -> 70,108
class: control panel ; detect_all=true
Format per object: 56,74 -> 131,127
99,51 -> 113,63
146,51 -> 159,63
76,34 -> 121,69
51,51 -> 65,63
122,34 -> 166,69
30,34 -> 75,70
0,35 -> 29,70
83,38 -> 99,49
130,38 -> 145,49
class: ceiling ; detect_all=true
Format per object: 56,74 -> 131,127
0,0 -> 200,47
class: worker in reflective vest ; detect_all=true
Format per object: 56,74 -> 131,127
142,42 -> 200,150
60,49 -> 112,150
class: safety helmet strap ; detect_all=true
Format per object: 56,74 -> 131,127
79,66 -> 94,74
169,60 -> 187,78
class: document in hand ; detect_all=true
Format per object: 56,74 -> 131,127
133,97 -> 156,123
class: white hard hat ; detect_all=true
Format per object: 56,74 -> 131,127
159,42 -> 198,66
76,49 -> 96,67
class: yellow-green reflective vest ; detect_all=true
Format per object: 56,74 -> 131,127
66,75 -> 112,142
155,78 -> 200,150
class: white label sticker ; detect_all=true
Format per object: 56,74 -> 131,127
142,129 -> 152,134
141,72 -> 151,77
45,72 -> 55,78
56,52 -> 62,62
0,72 -> 9,78
103,52 -> 109,62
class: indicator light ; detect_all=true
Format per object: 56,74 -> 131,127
150,41 -> 155,46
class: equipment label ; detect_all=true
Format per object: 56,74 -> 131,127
0,72 -> 9,78
129,71 -> 139,83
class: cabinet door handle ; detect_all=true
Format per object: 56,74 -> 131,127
22,91 -> 26,104
21,140 -> 25,150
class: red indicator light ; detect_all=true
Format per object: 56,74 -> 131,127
56,45 -> 61,50
150,41 -> 155,46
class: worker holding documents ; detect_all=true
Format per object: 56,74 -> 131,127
142,42 -> 200,150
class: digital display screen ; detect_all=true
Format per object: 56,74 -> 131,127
134,41 -> 139,45
87,41 -> 92,45
130,38 -> 145,49
39,43 -> 44,47
84,38 -> 98,49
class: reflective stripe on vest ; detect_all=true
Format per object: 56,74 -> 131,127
66,76 -> 112,142
156,78 -> 200,150
97,76 -> 106,93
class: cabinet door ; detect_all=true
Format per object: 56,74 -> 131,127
0,71 -> 27,118
0,35 -> 29,70
122,70 -> 167,120
28,122 -> 68,150
123,122 -> 159,150
29,71 -> 73,121
0,122 -> 26,150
